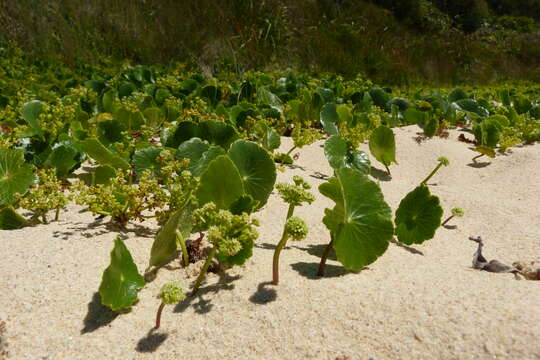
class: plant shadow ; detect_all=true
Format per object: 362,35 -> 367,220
81,292 -> 121,334
249,281 -> 277,305
136,329 -> 168,353
173,273 -> 240,314
293,244 -> 337,261
255,242 -> 278,251
369,167 -> 392,181
443,224 -> 458,230
467,161 -> 491,168
390,238 -> 424,256
290,261 -> 350,279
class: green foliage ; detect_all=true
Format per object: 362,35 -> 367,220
276,176 -> 315,207
99,237 -> 145,311
394,185 -> 443,245
368,126 -> 397,173
319,168 -> 394,271
324,135 -> 370,174
159,282 -> 186,305
0,206 -> 27,230
0,149 -> 37,206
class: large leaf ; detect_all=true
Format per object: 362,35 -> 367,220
44,143 -> 79,178
368,126 -> 397,167
0,206 -> 27,230
257,87 -> 283,114
78,138 -> 130,170
196,155 -> 244,209
448,88 -> 468,103
0,149 -> 37,206
149,202 -> 194,268
228,140 -> 276,209
99,237 -> 145,311
19,100 -> 45,139
394,185 -> 443,245
114,108 -> 145,131
319,168 -> 394,271
132,146 -> 163,176
177,138 -> 226,177
324,135 -> 370,174
454,99 -> 489,118
198,120 -> 238,149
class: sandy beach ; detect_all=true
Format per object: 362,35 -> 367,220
1,125 -> 539,360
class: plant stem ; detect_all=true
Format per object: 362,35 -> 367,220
285,145 -> 297,157
41,214 -> 48,224
317,236 -> 334,277
154,301 -> 165,329
191,247 -> 218,296
441,215 -> 454,227
272,204 -> 295,285
421,162 -> 443,185
384,164 -> 391,176
472,154 -> 484,163
54,207 -> 60,221
175,229 -> 189,267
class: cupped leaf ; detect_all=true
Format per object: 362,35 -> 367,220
44,143 -> 79,178
368,126 -> 397,168
319,168 -> 394,271
177,138 -> 226,177
94,165 -> 116,185
196,155 -> 244,210
0,149 -> 37,206
320,103 -> 339,135
149,202 -> 194,268
368,88 -> 390,110
114,108 -> 145,131
198,120 -> 238,149
78,138 -> 130,170
257,87 -> 283,114
394,185 -> 443,245
0,206 -> 27,230
19,100 -> 45,139
228,140 -> 276,209
99,237 -> 145,311
454,99 -> 489,118
448,88 -> 468,103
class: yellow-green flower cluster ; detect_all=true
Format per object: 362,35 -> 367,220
285,216 -> 308,241
159,282 -> 186,304
276,176 -> 315,207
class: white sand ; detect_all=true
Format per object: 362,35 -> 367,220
1,126 -> 539,360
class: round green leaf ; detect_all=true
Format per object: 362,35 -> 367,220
228,140 -> 276,209
395,185 -> 443,245
99,237 -> 145,311
196,155 -> 244,210
132,146 -> 163,176
320,103 -> 339,135
0,206 -> 27,230
19,100 -> 45,139
368,126 -> 397,167
0,149 -> 37,206
319,168 -> 394,271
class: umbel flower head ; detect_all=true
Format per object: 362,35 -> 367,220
276,176 -> 315,207
159,282 -> 186,305
285,216 -> 308,241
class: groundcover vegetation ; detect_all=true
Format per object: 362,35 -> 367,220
0,47 -> 539,328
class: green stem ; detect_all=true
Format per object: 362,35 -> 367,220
154,301 -> 165,329
285,145 -> 297,157
317,236 -> 334,277
441,215 -> 454,227
191,247 -> 218,296
421,162 -> 442,185
41,214 -> 48,224
384,164 -> 391,176
272,204 -> 295,285
175,229 -> 189,267
54,207 -> 60,221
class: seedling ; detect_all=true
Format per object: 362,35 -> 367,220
155,282 -> 186,329
420,157 -> 449,185
272,176 -> 314,285
442,207 -> 464,227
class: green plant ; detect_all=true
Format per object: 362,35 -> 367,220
155,282 -> 186,329
442,207 -> 465,227
420,156 -> 449,185
368,126 -> 397,175
272,176 -> 314,285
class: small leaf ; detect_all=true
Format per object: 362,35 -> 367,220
196,155 -> 244,210
368,126 -> 397,167
94,165 -> 116,185
320,103 -> 339,135
257,87 -> 283,114
99,237 -> 145,311
228,140 -> 276,209
44,143 -> 79,178
395,185 -> 443,245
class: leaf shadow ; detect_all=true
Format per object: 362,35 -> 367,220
173,273 -> 240,314
292,243 -> 337,261
369,167 -> 392,181
467,161 -> 491,168
81,292 -> 121,334
249,281 -> 277,305
136,329 -> 168,353
390,238 -> 424,256
290,261 -> 349,279
255,242 -> 277,250
443,224 -> 458,230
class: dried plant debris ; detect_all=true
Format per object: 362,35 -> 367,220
469,236 -> 539,280
0,320 -> 8,359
